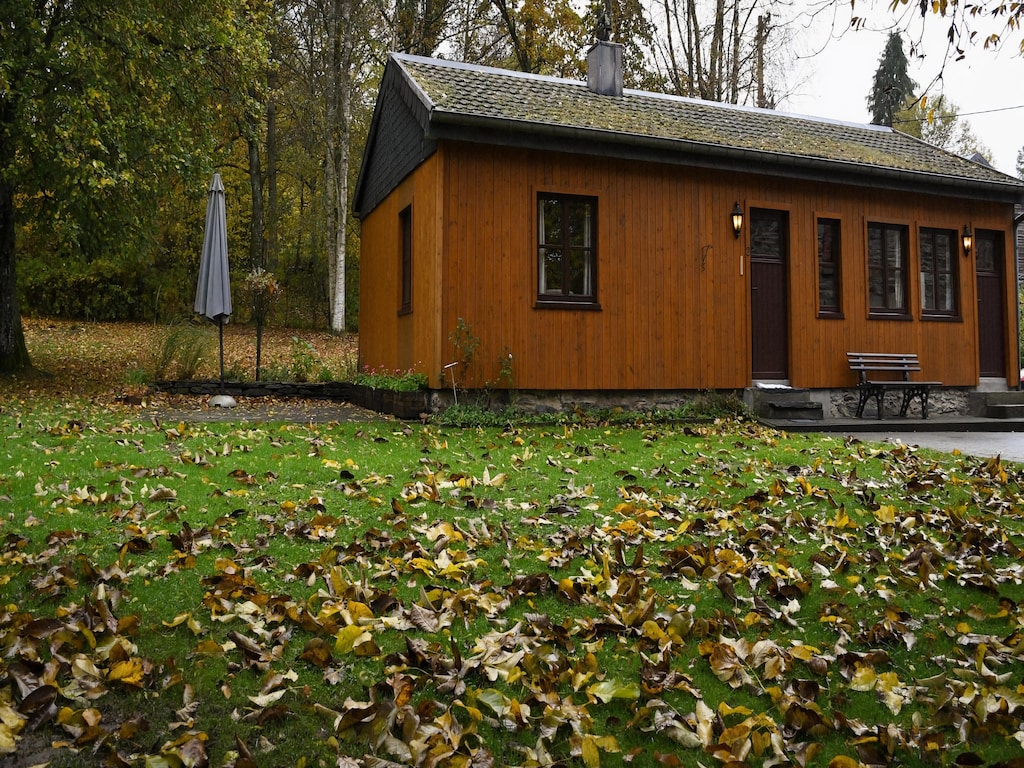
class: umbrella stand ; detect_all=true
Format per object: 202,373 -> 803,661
208,316 -> 236,407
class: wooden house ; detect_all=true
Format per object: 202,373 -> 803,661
353,46 -> 1024,411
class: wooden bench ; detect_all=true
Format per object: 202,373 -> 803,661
846,352 -> 941,419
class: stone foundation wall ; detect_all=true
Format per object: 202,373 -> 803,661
824,387 -> 969,419
429,388 -> 743,414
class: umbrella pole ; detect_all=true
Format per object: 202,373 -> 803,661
218,317 -> 225,393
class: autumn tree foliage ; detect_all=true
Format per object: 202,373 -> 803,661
894,96 -> 991,160
0,1 -> 271,372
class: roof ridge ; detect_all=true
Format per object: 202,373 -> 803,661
391,52 -> 895,137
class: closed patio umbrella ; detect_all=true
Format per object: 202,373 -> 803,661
194,172 -> 234,406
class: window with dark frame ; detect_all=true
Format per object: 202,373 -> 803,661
399,205 -> 412,314
816,218 -> 841,316
537,194 -> 597,305
919,227 -> 958,317
867,222 -> 909,316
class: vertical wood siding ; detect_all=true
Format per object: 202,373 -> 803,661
358,153 -> 442,381
359,142 -> 1019,391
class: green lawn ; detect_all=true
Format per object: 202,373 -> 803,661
2,402 -> 1024,767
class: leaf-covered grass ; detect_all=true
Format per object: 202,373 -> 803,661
2,402 -> 1024,768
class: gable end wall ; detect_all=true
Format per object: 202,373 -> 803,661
356,78 -> 435,218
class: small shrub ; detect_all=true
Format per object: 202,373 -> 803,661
286,337 -> 336,382
261,361 -> 292,382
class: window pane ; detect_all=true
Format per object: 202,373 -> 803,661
868,223 -> 908,313
868,226 -> 884,309
751,217 -> 781,257
540,199 -> 562,245
566,201 -> 591,247
817,219 -> 840,313
542,248 -> 563,292
537,194 -> 596,303
977,235 -> 997,273
935,232 -> 951,271
937,273 -> 953,311
920,227 -> 957,314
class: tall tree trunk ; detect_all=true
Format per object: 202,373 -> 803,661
756,14 -> 769,108
729,0 -> 740,104
327,0 -> 352,334
686,0 -> 700,98
266,94 -> 279,273
709,0 -> 725,100
0,98 -> 31,373
248,128 -> 265,270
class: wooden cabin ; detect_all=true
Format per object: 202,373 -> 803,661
353,46 -> 1024,411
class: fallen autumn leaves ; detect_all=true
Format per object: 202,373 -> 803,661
2,409 -> 1024,768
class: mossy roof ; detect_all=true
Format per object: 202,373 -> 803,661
393,53 -> 1023,199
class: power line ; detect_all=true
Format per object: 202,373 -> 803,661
894,103 -> 1024,125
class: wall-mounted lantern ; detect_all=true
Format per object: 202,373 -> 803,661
961,225 -> 972,257
731,202 -> 743,239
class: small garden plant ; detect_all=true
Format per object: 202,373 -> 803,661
353,365 -> 429,391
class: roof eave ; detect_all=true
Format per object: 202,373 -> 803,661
428,111 -> 1024,205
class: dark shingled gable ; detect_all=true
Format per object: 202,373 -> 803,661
354,53 -> 1024,217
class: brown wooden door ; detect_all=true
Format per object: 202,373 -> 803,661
750,208 -> 789,380
976,229 -> 1006,378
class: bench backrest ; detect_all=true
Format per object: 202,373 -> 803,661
846,352 -> 920,383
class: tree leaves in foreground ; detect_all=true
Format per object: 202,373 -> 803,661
2,409 -> 1024,767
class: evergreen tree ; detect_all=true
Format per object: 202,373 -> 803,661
867,32 -> 916,126
1017,146 -> 1024,180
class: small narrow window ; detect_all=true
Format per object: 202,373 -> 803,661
867,222 -> 909,317
919,227 -> 958,317
817,218 -> 841,317
537,194 -> 598,306
399,205 -> 412,315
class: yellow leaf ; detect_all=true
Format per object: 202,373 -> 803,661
581,735 -> 601,768
828,757 -> 862,768
335,625 -> 370,654
346,601 -> 374,623
718,701 -> 754,716
850,665 -> 876,691
641,620 -> 668,642
874,505 -> 896,524
108,658 -> 145,686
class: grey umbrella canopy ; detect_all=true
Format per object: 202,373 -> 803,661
194,172 -> 232,322
194,172 -> 233,400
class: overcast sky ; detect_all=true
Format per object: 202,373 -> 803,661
777,1 -> 1024,176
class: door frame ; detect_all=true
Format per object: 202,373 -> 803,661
748,206 -> 791,382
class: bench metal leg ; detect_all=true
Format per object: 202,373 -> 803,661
899,386 -> 931,419
856,385 -> 885,419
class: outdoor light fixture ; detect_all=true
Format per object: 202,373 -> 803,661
962,225 -> 972,257
731,202 -> 743,239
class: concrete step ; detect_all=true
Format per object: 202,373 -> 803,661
762,399 -> 823,421
966,390 -> 1024,418
986,403 -> 1024,419
982,391 -> 1024,405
